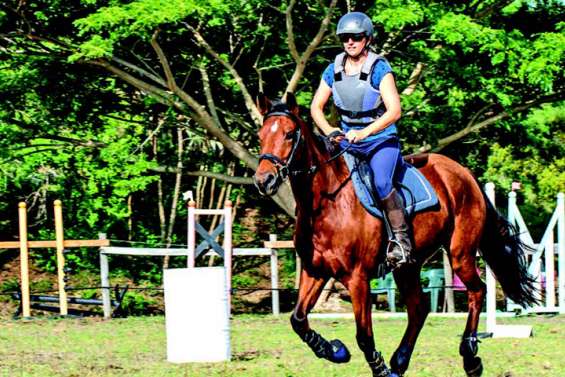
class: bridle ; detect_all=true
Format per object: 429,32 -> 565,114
258,108 -> 311,181
257,106 -> 350,184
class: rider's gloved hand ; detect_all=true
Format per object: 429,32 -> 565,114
328,129 -> 345,145
323,130 -> 344,154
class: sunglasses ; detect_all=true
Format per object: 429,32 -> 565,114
339,33 -> 365,43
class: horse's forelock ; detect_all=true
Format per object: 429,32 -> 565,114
270,100 -> 289,113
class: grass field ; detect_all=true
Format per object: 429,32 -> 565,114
0,314 -> 564,376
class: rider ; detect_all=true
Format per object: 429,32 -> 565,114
310,11 -> 414,269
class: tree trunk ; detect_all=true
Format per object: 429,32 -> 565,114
153,134 -> 167,244
207,178 -> 229,267
318,278 -> 335,303
163,127 -> 184,269
443,249 -> 455,312
196,174 -> 207,209
127,194 -> 133,241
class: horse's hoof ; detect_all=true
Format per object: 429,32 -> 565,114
372,368 -> 392,377
464,356 -> 483,377
390,373 -> 402,377
328,339 -> 351,363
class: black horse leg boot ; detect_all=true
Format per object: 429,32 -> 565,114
382,188 -> 414,269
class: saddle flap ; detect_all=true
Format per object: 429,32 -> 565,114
344,153 -> 439,219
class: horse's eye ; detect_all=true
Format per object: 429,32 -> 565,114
285,132 -> 295,140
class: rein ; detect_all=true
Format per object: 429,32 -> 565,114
258,109 -> 350,182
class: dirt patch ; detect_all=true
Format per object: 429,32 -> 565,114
1,254 -> 54,289
313,292 -> 352,313
233,349 -> 282,361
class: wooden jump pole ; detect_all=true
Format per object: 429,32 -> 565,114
18,202 -> 31,318
54,200 -> 68,316
1,202 -> 110,318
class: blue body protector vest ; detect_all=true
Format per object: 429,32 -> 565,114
332,51 -> 387,125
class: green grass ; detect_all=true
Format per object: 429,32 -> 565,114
0,314 -> 564,376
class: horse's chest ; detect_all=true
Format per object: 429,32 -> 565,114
297,199 -> 366,274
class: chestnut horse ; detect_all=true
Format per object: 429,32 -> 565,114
253,94 -> 537,377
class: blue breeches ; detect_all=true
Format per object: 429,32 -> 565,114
339,135 -> 404,200
369,138 -> 403,199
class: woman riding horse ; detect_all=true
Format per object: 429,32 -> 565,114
311,12 -> 412,270
254,92 -> 537,376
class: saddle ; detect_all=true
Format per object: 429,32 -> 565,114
344,153 -> 439,219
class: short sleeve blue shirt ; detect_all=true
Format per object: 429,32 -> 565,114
322,59 -> 393,89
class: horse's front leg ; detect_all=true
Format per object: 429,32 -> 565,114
346,275 -> 391,377
291,269 -> 351,363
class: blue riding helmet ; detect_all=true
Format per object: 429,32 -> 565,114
336,12 -> 373,38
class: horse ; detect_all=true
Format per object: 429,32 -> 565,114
253,93 -> 538,377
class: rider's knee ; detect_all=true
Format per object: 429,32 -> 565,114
374,178 -> 393,199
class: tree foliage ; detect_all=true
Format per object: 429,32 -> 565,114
0,0 -> 563,274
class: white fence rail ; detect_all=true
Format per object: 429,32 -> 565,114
99,242 -> 281,318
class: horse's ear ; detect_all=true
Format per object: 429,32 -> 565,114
256,93 -> 272,116
285,92 -> 299,115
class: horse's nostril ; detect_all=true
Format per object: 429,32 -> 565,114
253,175 -> 264,190
264,173 -> 275,187
254,171 -> 279,195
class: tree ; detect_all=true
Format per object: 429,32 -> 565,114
1,0 -> 563,241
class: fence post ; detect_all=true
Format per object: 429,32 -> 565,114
187,200 -> 196,268
224,201 -> 233,315
557,193 -> 565,314
18,202 -> 31,318
269,234 -> 280,316
545,230 -> 555,308
99,233 -> 111,319
508,190 -> 541,310
54,200 -> 68,316
485,183 -> 497,333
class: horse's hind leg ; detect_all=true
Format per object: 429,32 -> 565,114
346,274 -> 391,376
449,220 -> 486,377
390,265 -> 429,376
290,269 -> 350,363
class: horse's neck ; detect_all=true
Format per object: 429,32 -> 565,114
290,129 -> 349,216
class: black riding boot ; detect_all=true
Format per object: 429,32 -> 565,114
381,188 -> 414,269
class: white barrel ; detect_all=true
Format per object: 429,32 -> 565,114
164,267 -> 230,362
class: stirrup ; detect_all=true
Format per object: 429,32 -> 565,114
386,239 -> 412,269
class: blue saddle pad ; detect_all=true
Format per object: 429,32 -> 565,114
344,153 -> 439,219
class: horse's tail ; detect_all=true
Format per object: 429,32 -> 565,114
479,192 -> 540,307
